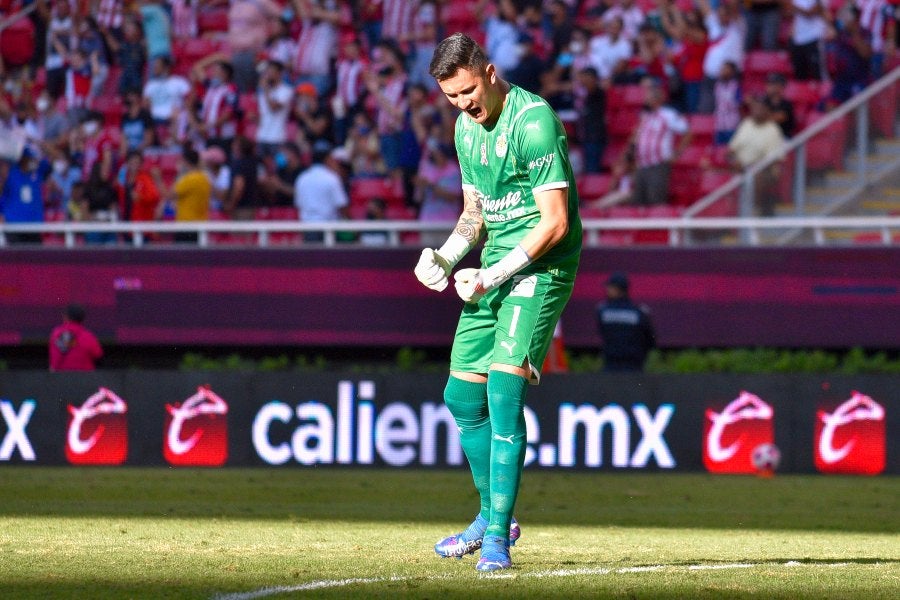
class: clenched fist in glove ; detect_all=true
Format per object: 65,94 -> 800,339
453,268 -> 487,303
452,245 -> 533,303
413,233 -> 473,292
414,248 -> 452,291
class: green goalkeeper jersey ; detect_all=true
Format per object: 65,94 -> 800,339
455,84 -> 582,278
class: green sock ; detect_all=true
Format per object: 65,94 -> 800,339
485,370 -> 528,539
444,375 -> 491,520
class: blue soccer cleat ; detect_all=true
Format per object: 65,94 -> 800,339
434,515 -> 521,559
475,535 -> 512,572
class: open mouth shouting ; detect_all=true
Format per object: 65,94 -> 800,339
464,105 -> 484,120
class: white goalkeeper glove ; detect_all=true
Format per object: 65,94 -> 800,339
453,268 -> 487,303
414,248 -> 452,291
414,233 -> 472,292
453,245 -> 532,303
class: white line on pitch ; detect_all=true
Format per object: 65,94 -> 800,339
211,561 -> 851,600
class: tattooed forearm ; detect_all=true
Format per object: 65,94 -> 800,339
455,191 -> 484,244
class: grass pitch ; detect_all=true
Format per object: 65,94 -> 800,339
0,468 -> 897,599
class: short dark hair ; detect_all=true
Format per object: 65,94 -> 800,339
217,60 -> 234,81
182,146 -> 200,166
66,303 -> 86,323
429,33 -> 489,82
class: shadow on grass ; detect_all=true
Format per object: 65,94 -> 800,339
0,467 -> 897,534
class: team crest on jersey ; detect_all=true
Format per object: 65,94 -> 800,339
495,132 -> 508,158
480,141 -> 488,166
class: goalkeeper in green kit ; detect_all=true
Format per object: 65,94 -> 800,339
414,33 -> 582,572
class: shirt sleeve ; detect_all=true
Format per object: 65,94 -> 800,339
664,108 -> 689,134
513,104 -> 570,195
332,173 -> 349,209
454,115 -> 475,191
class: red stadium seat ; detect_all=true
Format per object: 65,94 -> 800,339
805,111 -> 849,171
577,173 -> 613,201
687,114 -> 716,145
783,80 -> 824,111
41,208 -> 67,246
607,205 -> 644,219
672,144 -> 708,169
744,50 -> 793,77
606,84 -> 645,111
443,1 -> 480,31
743,50 -> 793,94
385,206 -> 417,220
255,207 -> 302,246
606,108 -> 641,142
175,38 -> 223,62
197,8 -> 229,34
601,141 -> 630,170
349,177 -> 405,207
869,83 -> 896,138
707,145 -> 732,169
645,204 -> 683,218
580,204 -> 610,219
255,206 -> 299,220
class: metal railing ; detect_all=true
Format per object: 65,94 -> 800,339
685,64 -> 900,223
0,3 -> 38,33
1,216 -> 897,248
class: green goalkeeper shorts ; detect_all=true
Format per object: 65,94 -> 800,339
449,268 -> 576,384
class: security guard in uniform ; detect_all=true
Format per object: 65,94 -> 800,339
596,273 -> 656,372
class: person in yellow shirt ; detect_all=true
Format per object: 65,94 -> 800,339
727,96 -> 786,216
172,146 -> 212,242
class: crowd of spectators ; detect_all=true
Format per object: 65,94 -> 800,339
0,0 -> 895,244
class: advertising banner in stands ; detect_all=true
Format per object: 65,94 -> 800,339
0,372 -> 897,474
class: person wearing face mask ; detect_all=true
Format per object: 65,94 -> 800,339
201,146 -> 232,212
78,112 -> 116,184
260,142 -> 303,207
588,15 -> 633,83
47,154 -> 82,218
34,92 -> 70,147
255,59 -> 294,159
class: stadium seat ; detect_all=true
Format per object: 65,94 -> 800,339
784,80 -> 825,110
176,38 -> 223,62
601,141 -> 630,170
852,231 -> 900,244
385,206 -> 417,220
707,145 -> 732,169
606,84 -> 645,111
687,114 -> 716,145
607,205 -> 644,219
93,95 -> 124,127
255,206 -> 299,220
349,177 -> 405,208
443,1 -> 479,31
869,84 -> 896,138
577,173 -> 613,201
579,204 -> 610,219
197,8 -> 229,34
743,50 -> 793,94
645,204 -> 683,218
669,171 -> 699,206
606,108 -> 641,143
743,50 -> 792,77
41,208 -> 67,246
255,207 -> 301,246
672,144 -> 708,169
805,111 -> 849,171
208,209 -> 258,246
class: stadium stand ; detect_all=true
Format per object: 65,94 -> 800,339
0,0 -> 896,248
